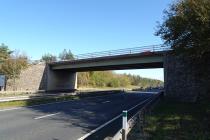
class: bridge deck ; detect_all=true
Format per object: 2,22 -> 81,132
48,45 -> 170,71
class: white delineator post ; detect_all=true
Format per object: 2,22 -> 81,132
122,110 -> 128,140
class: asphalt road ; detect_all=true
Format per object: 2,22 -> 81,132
0,92 -> 155,140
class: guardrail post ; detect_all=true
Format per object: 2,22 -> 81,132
122,110 -> 128,140
139,110 -> 144,133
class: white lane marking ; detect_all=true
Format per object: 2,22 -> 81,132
34,112 -> 60,120
0,107 -> 23,112
77,114 -> 122,140
0,92 -> 154,112
0,94 -> 119,112
77,96 -> 154,140
127,91 -> 158,94
102,101 -> 110,104
0,100 -> 73,112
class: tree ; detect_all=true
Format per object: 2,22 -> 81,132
0,47 -> 28,79
0,49 -> 28,90
0,43 -> 13,63
41,53 -> 57,63
77,72 -> 90,87
59,49 -> 74,60
0,57 -> 28,79
156,0 -> 210,57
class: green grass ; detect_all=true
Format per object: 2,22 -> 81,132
0,92 -> 36,97
0,95 -> 80,109
128,98 -> 210,140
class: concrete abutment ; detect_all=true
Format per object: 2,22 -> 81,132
46,65 -> 77,92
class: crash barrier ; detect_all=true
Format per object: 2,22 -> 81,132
112,91 -> 163,140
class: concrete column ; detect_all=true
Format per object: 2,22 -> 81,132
46,65 -> 77,92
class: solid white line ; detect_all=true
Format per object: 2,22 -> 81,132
0,92 -> 153,112
77,114 -> 122,140
34,112 -> 60,120
0,93 -> 121,112
0,107 -> 23,112
127,91 -> 158,94
0,100 -> 73,112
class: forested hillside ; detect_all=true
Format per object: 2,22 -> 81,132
78,71 -> 163,89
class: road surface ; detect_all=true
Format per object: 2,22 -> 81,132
0,92 -> 155,140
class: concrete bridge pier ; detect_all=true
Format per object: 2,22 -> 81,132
46,66 -> 77,92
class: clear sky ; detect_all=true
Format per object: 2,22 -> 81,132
0,0 -> 172,81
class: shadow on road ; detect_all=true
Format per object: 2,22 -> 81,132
23,92 -> 153,139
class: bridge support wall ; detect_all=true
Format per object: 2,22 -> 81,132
164,53 -> 198,102
164,52 -> 210,102
46,65 -> 77,92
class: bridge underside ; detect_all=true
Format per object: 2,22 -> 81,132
53,62 -> 163,72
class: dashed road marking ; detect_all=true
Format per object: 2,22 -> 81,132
0,93 -> 121,112
34,112 -> 60,120
102,101 -> 110,103
77,96 -> 153,140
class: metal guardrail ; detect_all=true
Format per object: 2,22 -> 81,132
56,44 -> 171,62
80,92 -> 163,140
112,92 -> 163,140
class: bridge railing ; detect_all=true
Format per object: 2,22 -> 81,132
73,44 -> 170,60
56,44 -> 171,62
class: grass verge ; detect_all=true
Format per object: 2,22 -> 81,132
128,98 -> 210,140
0,95 -> 80,109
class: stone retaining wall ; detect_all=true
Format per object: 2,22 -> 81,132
164,52 -> 210,102
6,64 -> 47,91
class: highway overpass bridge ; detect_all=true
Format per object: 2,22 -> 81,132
46,45 -> 171,91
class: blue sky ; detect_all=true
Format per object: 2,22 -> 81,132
0,0 -> 172,81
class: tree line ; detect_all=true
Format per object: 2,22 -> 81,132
78,71 -> 163,88
41,49 -> 74,62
